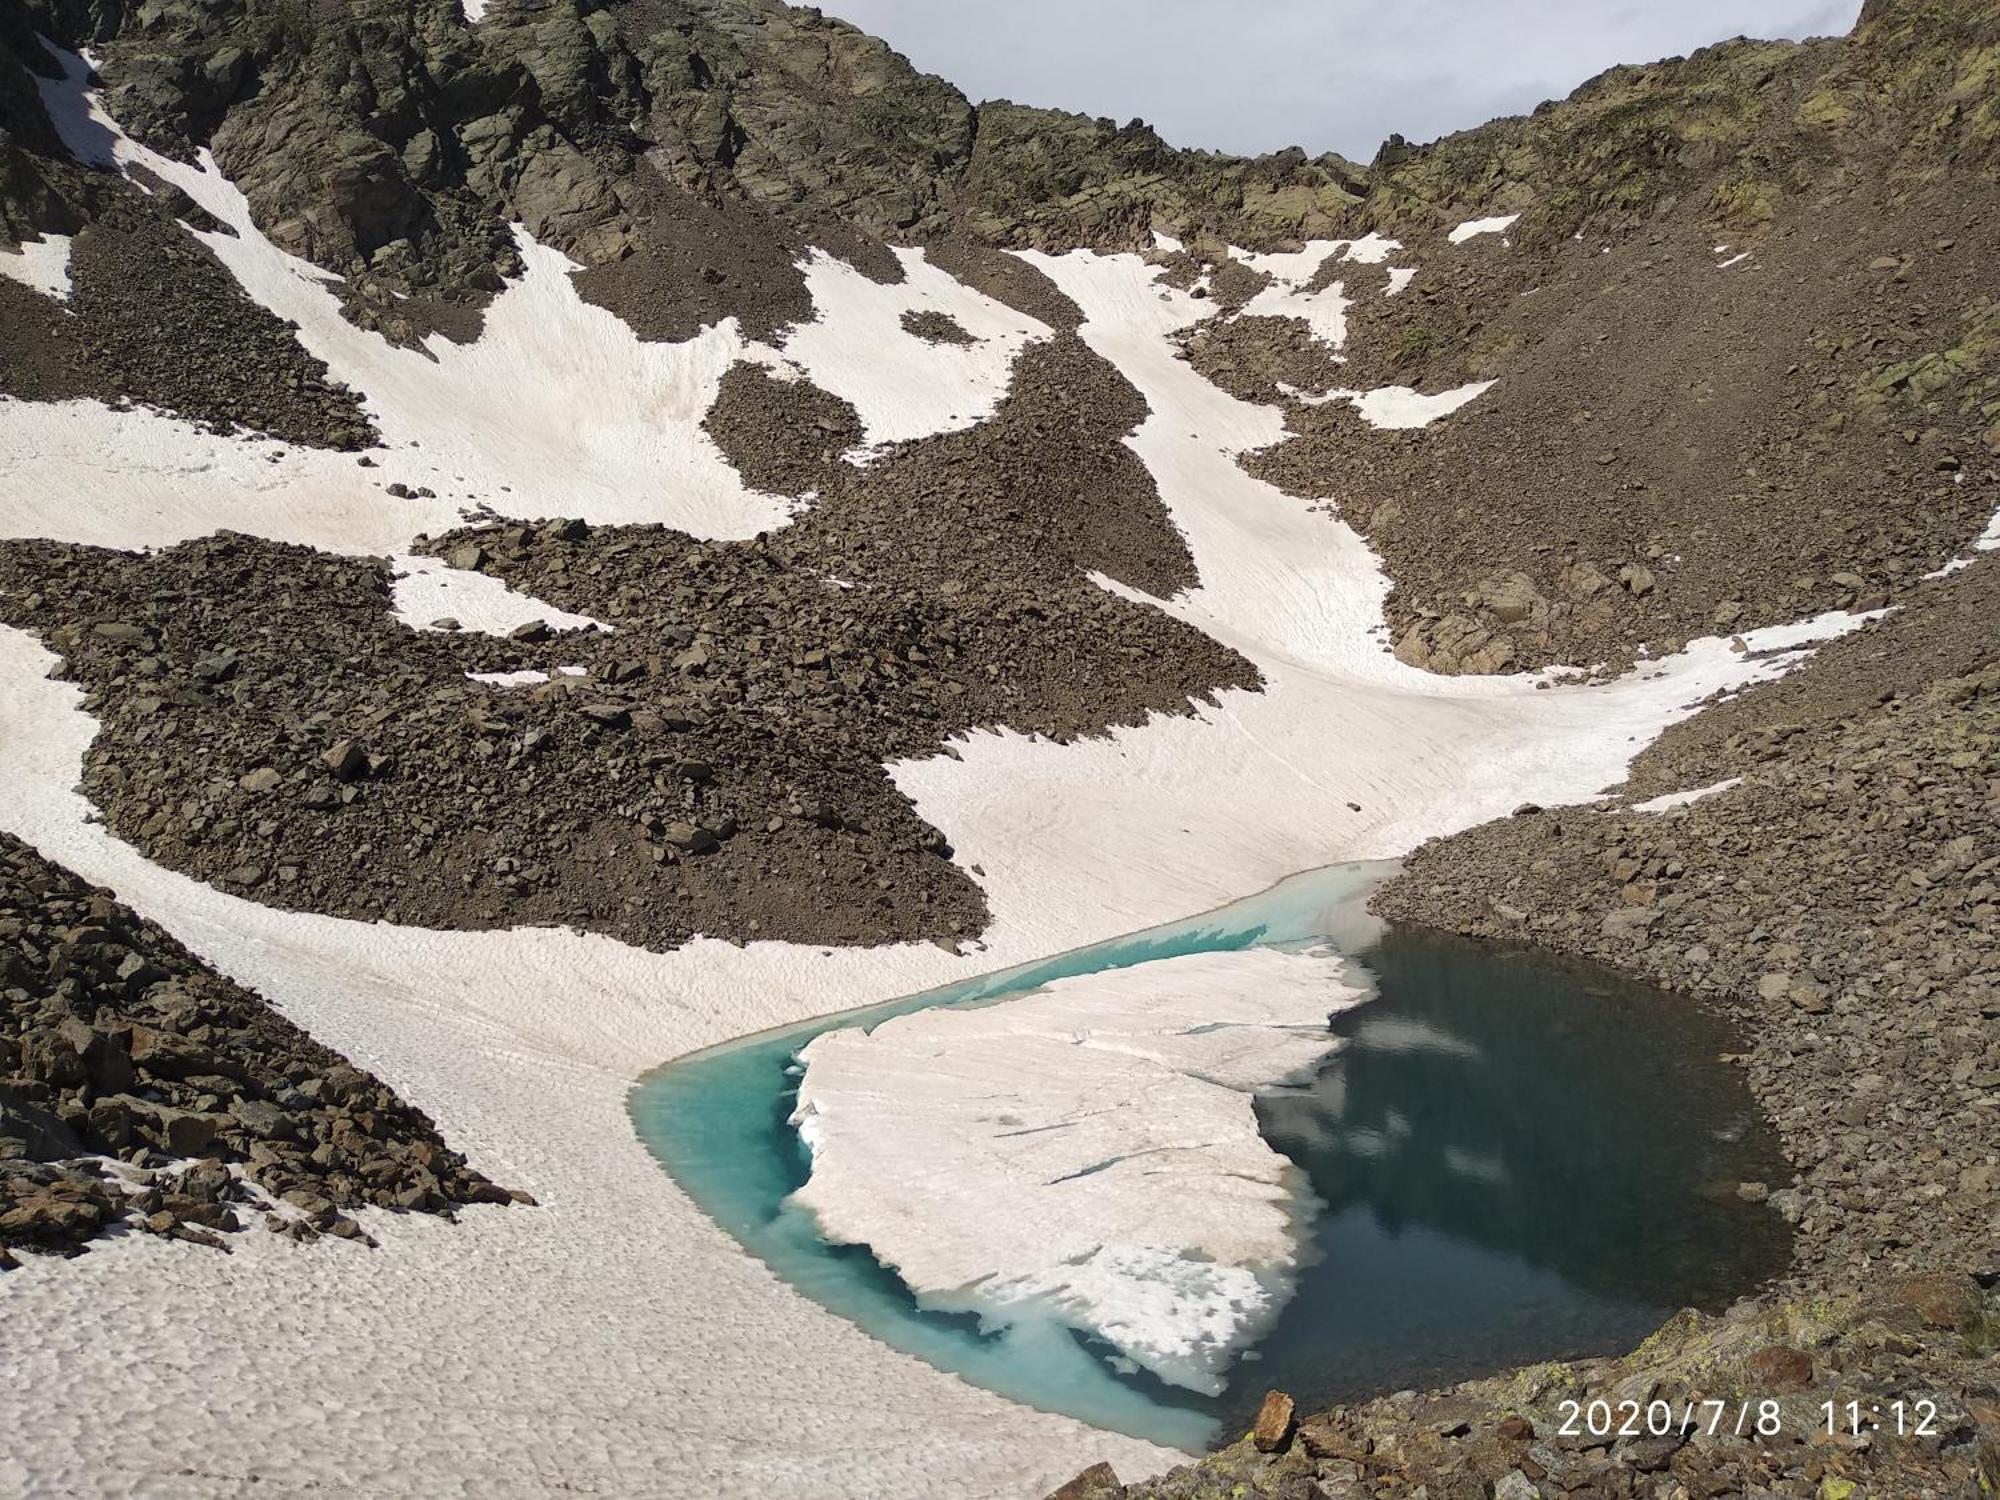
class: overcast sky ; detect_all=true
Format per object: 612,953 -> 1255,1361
822,0 -> 1865,159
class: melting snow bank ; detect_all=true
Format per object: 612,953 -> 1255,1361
789,947 -> 1369,1396
0,232 -> 73,300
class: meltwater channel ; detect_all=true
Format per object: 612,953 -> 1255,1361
629,863 -> 1790,1451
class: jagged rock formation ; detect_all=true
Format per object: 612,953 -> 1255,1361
0,0 -> 1367,347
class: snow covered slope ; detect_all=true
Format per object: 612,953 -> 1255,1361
0,39 -> 1966,1500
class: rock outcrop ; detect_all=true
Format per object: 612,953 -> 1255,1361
0,832 -> 513,1269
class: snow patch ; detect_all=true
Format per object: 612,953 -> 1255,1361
774,247 -> 1050,447
1448,213 -> 1521,245
391,555 -> 609,636
469,666 -> 588,686
1225,238 -> 1402,350
1239,276 -> 1351,348
1384,267 -> 1417,297
0,233 -> 73,300
467,669 -> 550,687
1630,777 -> 1743,813
1281,378 -> 1497,429
1924,503 -> 2000,577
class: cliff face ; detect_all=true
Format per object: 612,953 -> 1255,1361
0,0 -> 1361,334
1354,0 -> 1998,244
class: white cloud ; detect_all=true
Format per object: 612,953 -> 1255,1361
824,0 -> 1864,158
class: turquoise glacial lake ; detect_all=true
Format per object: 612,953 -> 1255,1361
628,864 -> 1790,1451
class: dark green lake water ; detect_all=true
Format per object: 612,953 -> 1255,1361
628,866 -> 1790,1451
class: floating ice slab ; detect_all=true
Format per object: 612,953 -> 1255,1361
0,233 -> 72,300
790,946 -> 1367,1394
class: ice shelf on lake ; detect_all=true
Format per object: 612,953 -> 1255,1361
789,946 -> 1369,1395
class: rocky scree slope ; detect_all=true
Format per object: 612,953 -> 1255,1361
1,831 -> 513,1270
1181,0 -> 2000,675
0,336 -> 1251,952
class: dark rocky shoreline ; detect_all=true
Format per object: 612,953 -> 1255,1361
1043,579 -> 2000,1500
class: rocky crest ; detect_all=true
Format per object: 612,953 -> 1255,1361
0,0 -> 1368,346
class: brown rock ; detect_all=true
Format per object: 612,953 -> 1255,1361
1744,1345 -> 1814,1392
1042,1462 -> 1122,1500
1251,1389 -> 1297,1452
321,740 -> 369,782
1880,1272 -> 1983,1331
